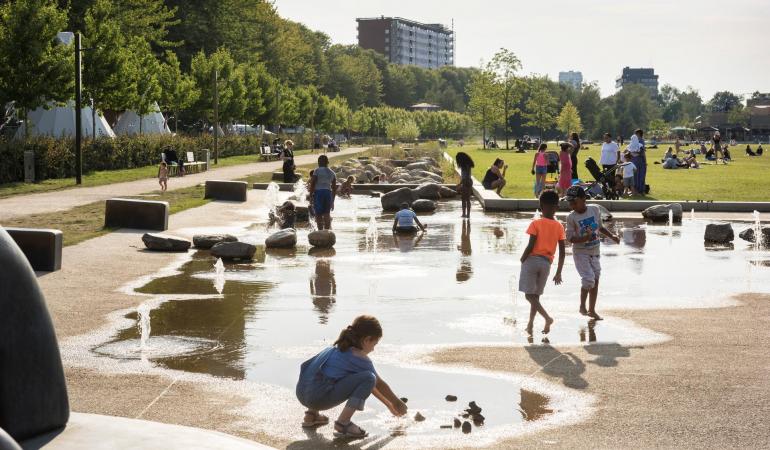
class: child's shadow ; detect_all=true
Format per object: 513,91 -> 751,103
584,343 -> 639,367
524,345 -> 588,390
287,428 -> 397,450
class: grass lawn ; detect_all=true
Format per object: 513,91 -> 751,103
447,144 -> 770,202
4,149 -> 367,247
0,150 -> 312,199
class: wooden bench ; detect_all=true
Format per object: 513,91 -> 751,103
162,151 -> 207,176
259,144 -> 280,161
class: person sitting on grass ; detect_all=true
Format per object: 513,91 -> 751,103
684,154 -> 700,169
482,158 -> 508,195
338,176 -> 355,198
723,146 -> 732,161
295,315 -> 408,439
746,145 -> 756,157
392,202 -> 426,234
662,147 -> 674,162
565,186 -> 620,321
518,190 -> 565,336
757,144 -> 764,156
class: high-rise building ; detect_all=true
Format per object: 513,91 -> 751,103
616,67 -> 659,95
356,16 -> 454,69
558,71 -> 583,90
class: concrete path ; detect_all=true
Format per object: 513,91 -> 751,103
0,147 -> 368,221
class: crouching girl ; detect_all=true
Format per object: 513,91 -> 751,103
295,315 -> 408,439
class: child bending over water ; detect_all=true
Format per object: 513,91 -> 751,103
295,315 -> 408,439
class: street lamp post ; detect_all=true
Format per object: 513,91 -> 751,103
213,70 -> 219,165
74,32 -> 83,185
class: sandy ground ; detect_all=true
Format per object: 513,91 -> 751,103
0,146 -> 368,221
35,187 -> 770,449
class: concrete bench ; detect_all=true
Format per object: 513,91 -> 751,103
4,227 -> 63,271
104,198 -> 169,231
204,180 -> 248,202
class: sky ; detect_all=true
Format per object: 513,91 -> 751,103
272,0 -> 770,101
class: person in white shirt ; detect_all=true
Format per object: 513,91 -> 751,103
392,203 -> 426,233
618,153 -> 637,196
599,133 -> 620,172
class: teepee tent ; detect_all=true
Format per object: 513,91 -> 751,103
15,101 -> 115,139
113,102 -> 171,136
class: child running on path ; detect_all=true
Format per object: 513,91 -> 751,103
295,315 -> 408,439
531,143 -> 548,198
564,186 -> 620,320
518,191 -> 566,335
158,161 -> 169,192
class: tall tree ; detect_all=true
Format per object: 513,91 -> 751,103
190,48 -> 246,128
708,91 -> 743,112
158,51 -> 199,132
557,101 -> 583,136
0,0 -> 73,139
487,48 -> 523,149
466,70 -> 500,148
523,80 -> 557,141
125,38 -> 162,134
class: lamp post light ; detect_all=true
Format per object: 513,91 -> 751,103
74,32 -> 83,185
213,70 -> 219,165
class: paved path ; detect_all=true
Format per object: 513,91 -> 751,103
0,147 -> 368,221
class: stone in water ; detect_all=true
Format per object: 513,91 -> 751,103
414,412 -> 425,422
445,395 -> 457,402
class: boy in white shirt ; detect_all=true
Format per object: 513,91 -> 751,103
618,153 -> 638,196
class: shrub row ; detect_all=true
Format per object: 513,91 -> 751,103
0,132 -> 313,184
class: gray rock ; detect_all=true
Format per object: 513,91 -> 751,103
642,203 -> 682,223
392,159 -> 409,167
193,234 -> 238,249
308,230 -> 336,248
414,183 -> 442,200
265,229 -> 297,249
439,185 -> 457,198
412,199 -> 437,212
142,233 -> 191,252
738,227 -> 770,245
405,161 -> 430,171
704,223 -> 734,243
381,187 -> 417,211
211,241 -> 257,260
0,228 -> 70,441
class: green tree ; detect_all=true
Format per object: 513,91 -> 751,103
466,70 -> 500,148
325,45 -> 383,108
707,91 -> 743,112
487,48 -> 523,149
593,104 -> 616,138
386,118 -> 419,142
647,118 -> 668,138
190,48 -> 246,128
158,51 -> 199,132
125,38 -> 162,134
727,107 -> 750,127
0,0 -> 73,139
557,101 -> 583,137
523,81 -> 557,141
611,84 -> 659,136
576,82 -> 601,137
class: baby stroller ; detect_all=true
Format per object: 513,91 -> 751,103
544,151 -> 560,190
584,157 -> 619,200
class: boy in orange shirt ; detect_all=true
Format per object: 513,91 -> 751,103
518,190 -> 566,335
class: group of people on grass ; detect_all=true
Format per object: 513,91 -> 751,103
294,185 -> 619,439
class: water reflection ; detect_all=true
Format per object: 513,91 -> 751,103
518,389 -> 553,421
579,320 -> 597,343
310,259 -> 336,324
391,231 -> 425,252
456,220 -> 473,283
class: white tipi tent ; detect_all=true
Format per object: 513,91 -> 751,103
15,101 -> 115,139
113,102 -> 171,136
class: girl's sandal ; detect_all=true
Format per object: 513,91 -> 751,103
333,420 -> 368,439
301,411 -> 329,428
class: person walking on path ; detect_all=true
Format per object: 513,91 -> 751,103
531,143 -> 549,198
629,129 -> 647,195
569,132 -> 581,180
599,133 -> 620,172
309,155 -> 338,230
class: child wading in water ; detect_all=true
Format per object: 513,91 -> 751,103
518,191 -> 565,335
455,152 -> 475,218
158,161 -> 169,192
295,315 -> 407,439
564,186 -> 620,320
531,143 -> 548,198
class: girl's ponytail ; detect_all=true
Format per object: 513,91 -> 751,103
334,315 -> 383,352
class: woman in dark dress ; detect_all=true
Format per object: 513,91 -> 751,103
569,132 -> 581,180
482,158 -> 507,195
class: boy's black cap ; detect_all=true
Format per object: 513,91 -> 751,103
565,186 -> 586,201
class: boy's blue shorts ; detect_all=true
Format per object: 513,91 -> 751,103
313,189 -> 333,215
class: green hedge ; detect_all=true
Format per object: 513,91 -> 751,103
0,133 -> 312,184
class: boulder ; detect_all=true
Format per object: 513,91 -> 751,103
641,203 -> 682,223
141,233 -> 191,252
192,234 -> 238,249
738,227 -> 770,245
405,161 -> 431,171
381,187 -> 417,211
704,223 -> 734,243
414,183 -> 442,200
211,241 -> 257,260
412,199 -> 437,212
392,159 -> 410,167
265,228 -> 297,249
438,185 -> 458,198
308,230 -> 336,248
461,421 -> 472,434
